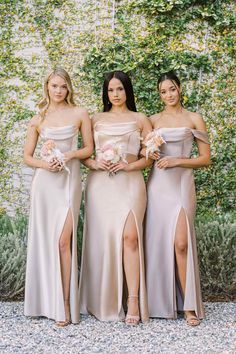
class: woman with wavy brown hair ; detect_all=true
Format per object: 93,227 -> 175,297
145,71 -> 211,326
24,68 -> 93,326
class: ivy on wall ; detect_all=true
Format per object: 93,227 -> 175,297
81,0 -> 236,216
0,0 -> 235,217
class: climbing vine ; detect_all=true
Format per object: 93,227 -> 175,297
81,0 -> 236,216
0,0 -> 235,217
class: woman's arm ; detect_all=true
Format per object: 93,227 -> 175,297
64,108 -> 94,161
124,156 -> 153,172
156,143 -> 211,169
23,116 -> 41,168
23,116 -> 60,172
128,114 -> 153,170
140,114 -> 161,160
156,114 -> 211,169
82,157 -> 110,171
80,113 -> 110,171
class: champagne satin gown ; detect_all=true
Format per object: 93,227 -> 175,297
24,125 -> 81,323
79,120 -> 149,322
145,127 -> 209,319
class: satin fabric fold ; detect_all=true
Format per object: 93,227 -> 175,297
79,121 -> 149,322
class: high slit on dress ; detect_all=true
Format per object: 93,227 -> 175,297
79,120 -> 149,322
24,125 -> 81,323
145,127 -> 209,319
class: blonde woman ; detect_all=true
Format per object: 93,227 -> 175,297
24,68 -> 93,326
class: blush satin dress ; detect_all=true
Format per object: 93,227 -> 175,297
79,120 -> 149,322
24,125 -> 81,323
145,127 -> 209,319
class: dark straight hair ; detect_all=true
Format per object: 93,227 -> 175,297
102,71 -> 137,112
157,71 -> 183,106
158,71 -> 181,89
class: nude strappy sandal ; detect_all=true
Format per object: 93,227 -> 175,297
55,300 -> 71,327
125,295 -> 140,326
184,312 -> 200,327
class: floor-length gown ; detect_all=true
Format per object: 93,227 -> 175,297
79,120 -> 149,322
24,125 -> 81,323
145,127 -> 209,319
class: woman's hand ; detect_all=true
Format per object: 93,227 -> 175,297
156,157 -> 179,169
41,159 -> 62,172
109,161 -> 130,174
63,151 -> 75,162
140,148 -> 159,160
92,159 -> 110,171
140,147 -> 146,158
149,151 -> 160,160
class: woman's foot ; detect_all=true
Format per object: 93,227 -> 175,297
125,295 -> 140,326
56,300 -> 71,327
184,311 -> 200,326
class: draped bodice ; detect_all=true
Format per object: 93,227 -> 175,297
40,125 -> 78,152
94,121 -> 141,159
156,127 -> 209,158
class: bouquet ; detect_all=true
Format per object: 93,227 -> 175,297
143,131 -> 166,160
40,140 -> 70,173
98,139 -> 127,175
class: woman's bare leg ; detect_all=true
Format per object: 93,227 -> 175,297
57,210 -> 73,324
123,212 -> 140,324
174,208 -> 199,325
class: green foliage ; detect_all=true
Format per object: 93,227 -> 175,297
0,212 -> 235,300
0,0 -> 235,280
195,123 -> 235,214
0,207 -> 84,300
0,1 -> 234,306
196,219 -> 236,299
0,214 -> 27,300
77,194 -> 85,265
80,0 -> 236,216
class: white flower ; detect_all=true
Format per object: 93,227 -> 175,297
143,131 -> 166,159
99,140 -> 127,164
40,140 -> 70,173
103,148 -> 119,163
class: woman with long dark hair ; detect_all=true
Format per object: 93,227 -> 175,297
79,71 -> 151,325
144,71 -> 211,326
24,68 -> 93,326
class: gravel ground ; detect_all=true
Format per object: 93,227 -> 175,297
0,302 -> 235,353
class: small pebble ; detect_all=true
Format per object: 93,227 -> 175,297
0,302 -> 235,353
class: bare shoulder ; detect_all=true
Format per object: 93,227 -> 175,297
29,115 -> 41,129
134,112 -> 149,129
74,106 -> 88,116
69,107 -> 89,128
92,112 -> 106,120
135,111 -> 147,119
149,112 -> 162,125
91,112 -> 105,125
73,106 -> 89,120
188,111 -> 207,130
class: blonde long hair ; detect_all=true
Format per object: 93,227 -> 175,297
38,68 -> 75,119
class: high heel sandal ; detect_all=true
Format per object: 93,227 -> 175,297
125,295 -> 140,326
56,300 -> 71,327
184,312 -> 200,327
